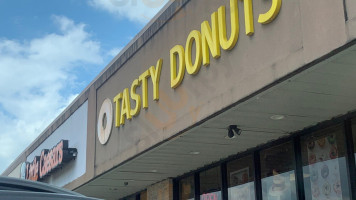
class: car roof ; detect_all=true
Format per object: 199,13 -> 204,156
0,191 -> 100,200
0,176 -> 101,200
0,176 -> 79,195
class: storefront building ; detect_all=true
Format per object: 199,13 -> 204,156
3,0 -> 356,199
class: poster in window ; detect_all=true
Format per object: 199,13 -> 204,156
229,167 -> 251,200
306,134 -> 342,200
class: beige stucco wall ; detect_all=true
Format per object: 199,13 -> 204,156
147,179 -> 173,200
347,0 -> 356,20
347,0 -> 356,38
93,0 -> 351,178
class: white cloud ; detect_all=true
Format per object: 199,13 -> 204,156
107,47 -> 123,57
89,0 -> 169,24
0,16 -> 103,173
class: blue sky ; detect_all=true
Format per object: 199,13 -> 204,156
0,0 -> 168,174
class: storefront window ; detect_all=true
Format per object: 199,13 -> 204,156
179,175 -> 195,200
227,155 -> 255,200
260,142 -> 297,200
301,125 -> 351,200
200,166 -> 222,200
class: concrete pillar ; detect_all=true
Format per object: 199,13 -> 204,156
140,190 -> 147,200
147,179 -> 173,200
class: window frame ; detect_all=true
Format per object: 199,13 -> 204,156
173,117 -> 356,200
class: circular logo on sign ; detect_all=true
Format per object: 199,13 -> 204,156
97,98 -> 113,145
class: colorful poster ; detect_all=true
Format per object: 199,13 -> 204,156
306,134 -> 343,200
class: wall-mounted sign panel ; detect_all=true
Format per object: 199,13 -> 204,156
7,163 -> 22,179
27,101 -> 88,187
25,140 -> 77,181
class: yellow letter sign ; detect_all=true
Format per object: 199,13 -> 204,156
258,0 -> 282,24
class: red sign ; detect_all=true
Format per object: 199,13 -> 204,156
25,140 -> 77,181
201,193 -> 219,200
26,156 -> 40,181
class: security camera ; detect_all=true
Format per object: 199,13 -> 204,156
226,125 -> 242,139
231,125 -> 242,135
227,128 -> 235,139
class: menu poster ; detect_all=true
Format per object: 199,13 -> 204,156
229,168 -> 252,200
306,134 -> 342,200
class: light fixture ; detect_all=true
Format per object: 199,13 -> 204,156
225,125 -> 242,139
189,151 -> 200,155
150,169 -> 158,173
270,115 -> 285,120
